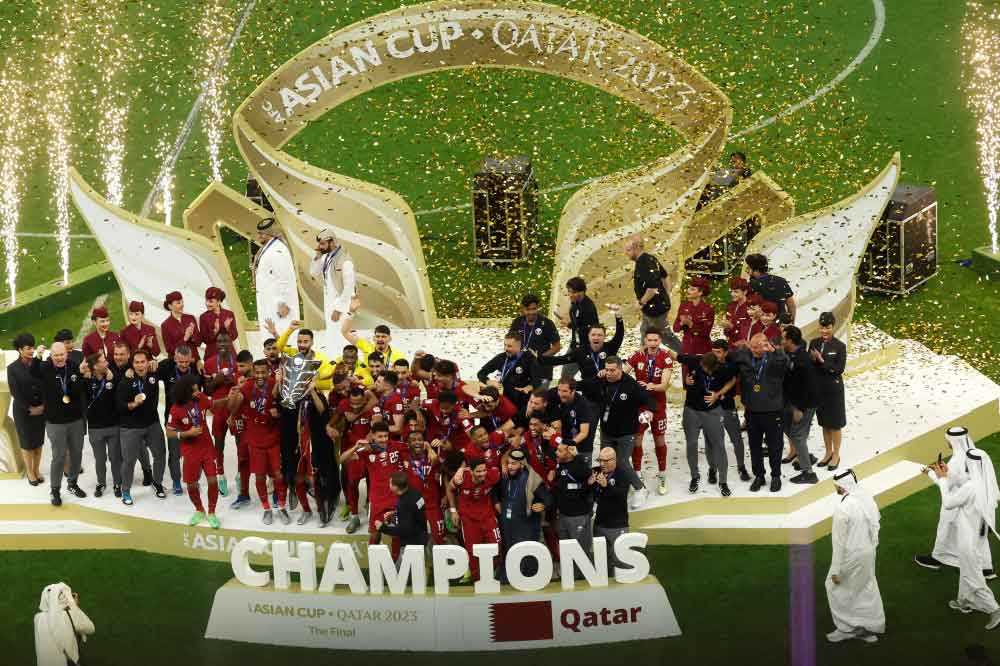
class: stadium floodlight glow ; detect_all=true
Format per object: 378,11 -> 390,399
196,0 -> 234,182
965,1 -> 1000,255
45,15 -> 75,286
0,59 -> 26,304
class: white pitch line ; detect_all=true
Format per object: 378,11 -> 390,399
139,0 -> 258,218
412,0 -> 886,218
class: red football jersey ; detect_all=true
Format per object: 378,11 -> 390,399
337,398 -> 376,447
404,450 -> 443,507
359,440 -> 408,511
422,399 -> 471,448
203,352 -> 238,402
627,350 -> 672,411
456,466 -> 501,520
463,431 -> 506,469
520,431 -> 558,485
239,379 -> 279,449
376,391 -> 405,423
168,394 -> 214,451
471,395 -> 517,432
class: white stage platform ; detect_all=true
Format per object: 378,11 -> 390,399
0,322 -> 997,558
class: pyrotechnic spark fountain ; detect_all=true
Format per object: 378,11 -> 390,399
155,137 -> 175,226
95,6 -> 131,207
0,60 -> 26,304
964,2 -> 1000,255
44,9 -> 76,285
196,0 -> 234,182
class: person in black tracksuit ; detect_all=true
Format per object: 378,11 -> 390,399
477,334 -> 543,414
541,307 -> 624,404
378,472 -> 428,548
727,335 -> 789,493
595,357 -> 655,493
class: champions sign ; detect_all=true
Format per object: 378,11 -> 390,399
205,534 -> 682,650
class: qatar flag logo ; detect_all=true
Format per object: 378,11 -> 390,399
488,600 -> 554,642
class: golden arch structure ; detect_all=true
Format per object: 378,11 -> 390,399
69,0 -> 889,340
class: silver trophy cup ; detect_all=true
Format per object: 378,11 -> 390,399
280,354 -> 323,408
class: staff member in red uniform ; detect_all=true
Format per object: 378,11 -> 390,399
673,277 -> 715,377
203,332 -> 238,496
119,301 -> 160,358
160,291 -> 201,359
200,287 -> 238,359
452,458 -> 502,582
723,278 -> 751,348
82,307 -> 120,360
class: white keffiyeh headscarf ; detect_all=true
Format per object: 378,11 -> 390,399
834,468 -> 881,545
966,448 -> 1000,539
945,425 -> 974,469
37,583 -> 83,664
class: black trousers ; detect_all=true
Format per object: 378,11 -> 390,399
747,410 -> 783,479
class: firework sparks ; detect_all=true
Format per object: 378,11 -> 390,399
0,59 -> 26,304
44,8 -> 76,285
196,0 -> 235,182
155,136 -> 175,226
95,5 -> 131,207
965,1 -> 1000,255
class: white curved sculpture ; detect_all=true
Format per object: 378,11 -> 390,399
745,153 -> 900,340
68,169 -> 249,349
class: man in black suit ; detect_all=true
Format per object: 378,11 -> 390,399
809,312 -> 847,471
553,277 -> 599,381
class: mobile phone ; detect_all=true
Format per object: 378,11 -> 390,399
937,452 -> 943,465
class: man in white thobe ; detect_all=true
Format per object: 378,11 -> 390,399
309,228 -> 356,358
926,450 -> 1000,630
253,217 -> 299,335
34,583 -> 95,666
826,468 -> 885,643
916,426 -> 994,578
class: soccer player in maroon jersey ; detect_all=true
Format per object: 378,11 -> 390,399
165,375 -> 230,528
627,328 -> 674,494
451,458 -> 502,581
338,387 -> 377,533
340,422 -> 408,544
392,358 -> 422,407
519,414 -> 562,559
228,360 -> 289,524
227,351 -> 254,508
372,371 -> 405,435
402,429 -> 445,545
469,385 -> 517,434
203,332 -> 238,497
262,337 -> 281,377
463,424 -> 507,470
422,390 -> 472,451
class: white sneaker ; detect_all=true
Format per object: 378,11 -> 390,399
826,630 -> 854,643
657,473 -> 668,495
630,487 -> 648,510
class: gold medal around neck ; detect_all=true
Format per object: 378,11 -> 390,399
753,384 -> 762,393
62,395 -> 71,404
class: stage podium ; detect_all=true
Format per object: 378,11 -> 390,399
472,156 -> 538,264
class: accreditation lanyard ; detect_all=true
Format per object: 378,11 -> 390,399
604,384 -> 622,422
500,353 -> 522,383
590,349 -> 603,372
703,372 -> 715,397
521,320 -> 536,349
753,354 -> 768,385
87,377 -> 106,410
133,376 -> 146,398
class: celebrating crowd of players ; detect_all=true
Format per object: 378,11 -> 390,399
7,243 -> 848,581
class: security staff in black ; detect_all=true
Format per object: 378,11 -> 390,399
495,449 -> 552,580
378,472 -> 427,548
555,380 -> 598,464
596,356 -> 655,492
541,307 -> 624,404
553,441 -> 594,566
509,294 -> 561,387
727,334 -> 789,492
477,333 -> 542,414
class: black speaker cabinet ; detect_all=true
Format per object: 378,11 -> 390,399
859,183 -> 938,295
472,156 -> 538,264
685,216 -> 761,277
